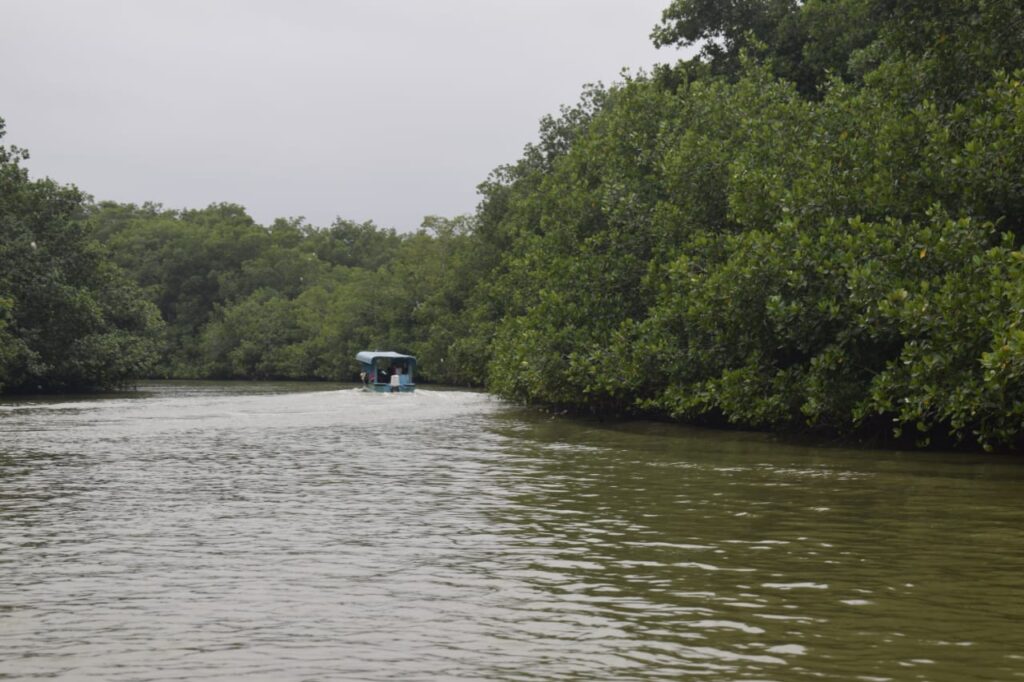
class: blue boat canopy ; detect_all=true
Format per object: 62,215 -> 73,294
356,351 -> 416,365
356,350 -> 416,392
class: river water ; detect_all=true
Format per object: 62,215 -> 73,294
1,382 -> 1022,681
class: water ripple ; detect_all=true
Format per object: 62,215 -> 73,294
1,383 -> 1023,680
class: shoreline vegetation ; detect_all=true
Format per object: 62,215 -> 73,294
3,0 -> 1024,451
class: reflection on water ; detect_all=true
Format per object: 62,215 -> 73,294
1,382 -> 1022,680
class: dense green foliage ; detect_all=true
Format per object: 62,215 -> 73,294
84,203 -> 486,385
474,0 -> 1024,449
0,122 -> 162,392
3,0 -> 1024,450
1,141 -> 485,388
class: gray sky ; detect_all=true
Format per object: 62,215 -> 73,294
2,0 -> 684,232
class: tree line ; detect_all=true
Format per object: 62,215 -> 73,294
0,149 -> 488,389
2,0 -> 1023,450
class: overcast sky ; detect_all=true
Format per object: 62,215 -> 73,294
2,1 -> 686,232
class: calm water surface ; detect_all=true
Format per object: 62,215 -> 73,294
1,382 -> 1022,680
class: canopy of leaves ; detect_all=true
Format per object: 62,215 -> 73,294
86,201 -> 483,385
0,120 -> 163,392
473,0 -> 1024,450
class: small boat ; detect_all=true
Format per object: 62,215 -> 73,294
356,351 -> 416,393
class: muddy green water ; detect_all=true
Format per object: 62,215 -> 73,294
1,382 -> 1022,681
